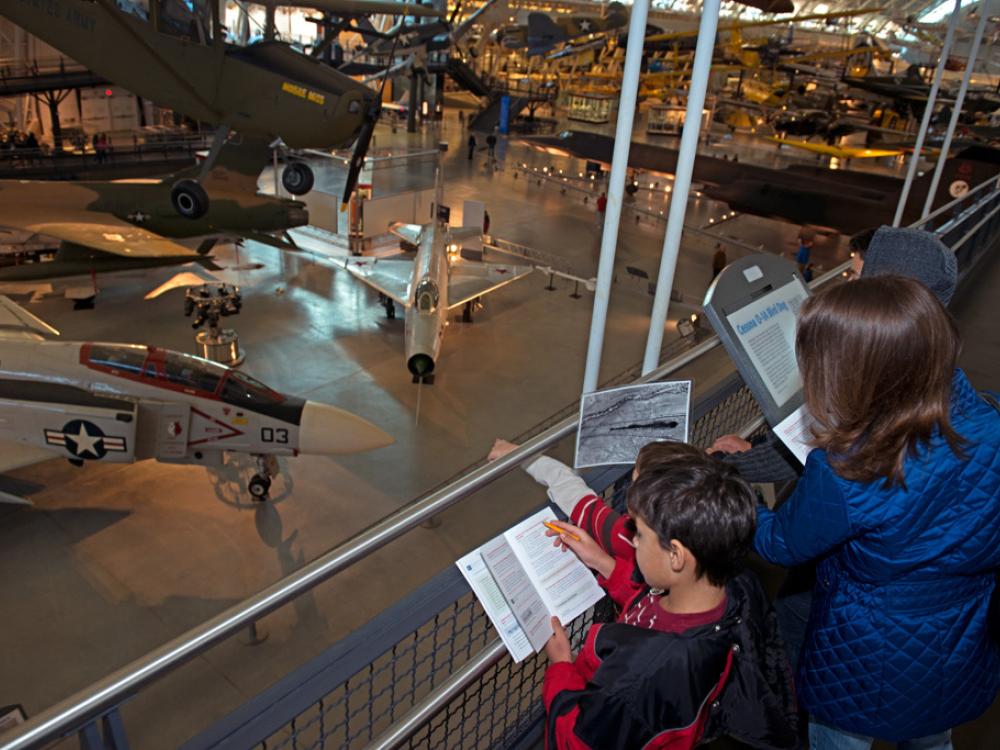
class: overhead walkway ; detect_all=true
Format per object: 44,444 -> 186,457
1,175 -> 998,750
0,60 -> 106,97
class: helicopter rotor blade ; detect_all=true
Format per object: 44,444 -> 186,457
342,32 -> 400,208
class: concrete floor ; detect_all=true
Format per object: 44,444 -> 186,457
0,112 -> 993,748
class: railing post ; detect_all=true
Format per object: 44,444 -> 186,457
921,0 -> 992,218
642,0 -> 722,374
891,0 -> 962,226
581,0 -> 651,394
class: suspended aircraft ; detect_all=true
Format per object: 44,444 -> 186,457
523,131 -> 1000,236
338,192 -> 533,381
0,136 -> 306,293
0,0 -> 401,220
493,2 -> 630,57
0,296 -> 393,501
361,0 -> 500,60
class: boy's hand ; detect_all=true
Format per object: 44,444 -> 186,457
708,434 -> 752,454
545,521 -> 615,579
488,438 -> 519,462
545,616 -> 572,663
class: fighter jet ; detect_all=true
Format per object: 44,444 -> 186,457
494,3 -> 629,57
0,296 -> 392,501
339,216 -> 533,381
0,136 -> 307,292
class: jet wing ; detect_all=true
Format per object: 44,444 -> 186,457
24,222 -> 199,260
447,262 -> 534,309
0,294 -> 60,340
340,257 -> 414,307
0,439 -> 54,476
389,223 -> 425,246
767,137 -> 904,159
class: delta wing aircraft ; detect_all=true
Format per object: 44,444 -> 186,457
339,219 -> 533,381
0,296 -> 393,501
0,136 -> 307,292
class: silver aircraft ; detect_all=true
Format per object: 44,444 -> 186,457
340,220 -> 533,381
0,296 -> 393,501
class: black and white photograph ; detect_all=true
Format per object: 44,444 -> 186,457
575,381 -> 692,469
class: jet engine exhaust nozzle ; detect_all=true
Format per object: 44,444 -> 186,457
407,354 -> 435,379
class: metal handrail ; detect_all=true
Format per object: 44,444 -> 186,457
910,173 -> 1000,229
5,174 -> 998,746
0,334 -> 723,750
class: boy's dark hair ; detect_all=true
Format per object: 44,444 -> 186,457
627,442 -> 757,587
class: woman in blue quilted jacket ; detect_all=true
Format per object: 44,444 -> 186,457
754,276 -> 1000,750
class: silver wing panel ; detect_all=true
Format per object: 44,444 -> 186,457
341,257 -> 415,307
0,439 -> 54,473
389,223 -> 425,247
0,295 -> 60,340
447,262 -> 534,309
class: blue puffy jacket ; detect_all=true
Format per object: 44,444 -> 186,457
755,370 -> 1000,740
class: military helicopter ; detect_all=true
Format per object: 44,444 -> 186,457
0,0 -> 424,221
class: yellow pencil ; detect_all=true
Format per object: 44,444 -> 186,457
542,521 -> 581,542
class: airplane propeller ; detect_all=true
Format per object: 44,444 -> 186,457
342,32 -> 400,209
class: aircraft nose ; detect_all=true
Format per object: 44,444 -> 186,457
298,402 -> 394,455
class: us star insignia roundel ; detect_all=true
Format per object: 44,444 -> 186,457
44,420 -> 127,460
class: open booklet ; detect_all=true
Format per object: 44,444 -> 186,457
456,507 -> 606,662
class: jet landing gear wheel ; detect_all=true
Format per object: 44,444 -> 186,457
249,475 -> 271,500
281,162 -> 315,195
171,179 -> 209,219
249,454 -> 279,501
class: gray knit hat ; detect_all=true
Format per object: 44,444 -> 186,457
861,226 -> 958,306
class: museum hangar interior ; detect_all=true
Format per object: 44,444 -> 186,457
0,0 -> 997,748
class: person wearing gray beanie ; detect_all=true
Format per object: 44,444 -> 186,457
855,225 -> 958,306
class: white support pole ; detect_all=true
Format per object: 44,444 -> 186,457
891,0 -> 962,227
641,0 -> 722,375
580,0 -> 651,395
921,0 -> 991,219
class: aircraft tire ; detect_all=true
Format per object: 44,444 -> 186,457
249,475 -> 271,501
282,162 -> 315,196
171,179 -> 209,219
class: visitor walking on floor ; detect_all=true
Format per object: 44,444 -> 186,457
467,133 -> 477,161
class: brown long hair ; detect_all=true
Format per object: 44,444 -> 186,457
796,276 -> 964,487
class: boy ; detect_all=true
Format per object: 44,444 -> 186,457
488,440 -> 798,750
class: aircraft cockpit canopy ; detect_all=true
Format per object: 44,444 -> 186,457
84,344 -> 285,408
415,279 -> 440,313
121,0 -> 222,46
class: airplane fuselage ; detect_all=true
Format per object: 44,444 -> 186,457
0,340 -> 304,466
405,222 -> 448,378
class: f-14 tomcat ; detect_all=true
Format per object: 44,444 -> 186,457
0,296 -> 392,501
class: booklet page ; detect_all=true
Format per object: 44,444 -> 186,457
504,508 -> 606,626
456,550 -> 534,662
774,404 -> 815,465
480,534 -> 554,653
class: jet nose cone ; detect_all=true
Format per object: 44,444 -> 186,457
298,402 -> 394,455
